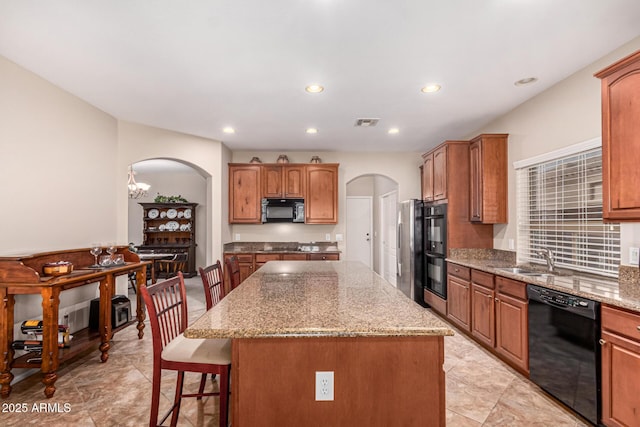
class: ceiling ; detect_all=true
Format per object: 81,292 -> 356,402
2,1 -> 640,153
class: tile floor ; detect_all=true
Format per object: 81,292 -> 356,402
1,277 -> 589,426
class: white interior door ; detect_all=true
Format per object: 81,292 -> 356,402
380,191 -> 398,285
346,197 -> 373,268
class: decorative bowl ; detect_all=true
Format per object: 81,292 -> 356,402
43,261 -> 74,277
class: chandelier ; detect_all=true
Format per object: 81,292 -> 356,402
127,165 -> 151,199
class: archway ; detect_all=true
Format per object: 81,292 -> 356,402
127,158 -> 209,272
345,174 -> 399,278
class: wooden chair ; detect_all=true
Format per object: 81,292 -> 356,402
156,253 -> 188,279
199,261 -> 225,310
224,255 -> 241,292
140,272 -> 230,427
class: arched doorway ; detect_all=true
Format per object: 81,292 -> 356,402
127,159 -> 208,271
345,174 -> 399,280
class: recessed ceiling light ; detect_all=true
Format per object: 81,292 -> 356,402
388,128 -> 400,134
514,77 -> 538,86
306,128 -> 318,134
223,127 -> 235,134
305,84 -> 324,93
421,84 -> 441,93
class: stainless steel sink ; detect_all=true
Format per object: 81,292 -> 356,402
494,267 -> 539,275
494,267 -> 565,279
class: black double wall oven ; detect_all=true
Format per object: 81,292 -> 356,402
424,203 -> 447,300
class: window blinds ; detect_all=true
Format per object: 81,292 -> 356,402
516,147 -> 620,277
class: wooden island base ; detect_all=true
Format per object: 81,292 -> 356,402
232,335 -> 445,426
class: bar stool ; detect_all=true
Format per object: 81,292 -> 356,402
224,255 -> 241,292
140,272 -> 230,427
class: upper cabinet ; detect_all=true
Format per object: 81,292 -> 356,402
469,134 -> 508,224
305,164 -> 339,224
432,145 -> 447,201
421,153 -> 434,201
229,164 -> 262,223
263,165 -> 306,198
595,50 -> 640,221
229,163 -> 338,224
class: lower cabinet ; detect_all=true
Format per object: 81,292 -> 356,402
600,304 -> 640,427
224,252 -> 340,286
448,263 -> 529,374
494,276 -> 529,373
446,264 -> 471,332
470,269 -> 495,347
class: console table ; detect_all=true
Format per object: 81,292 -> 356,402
0,247 -> 149,398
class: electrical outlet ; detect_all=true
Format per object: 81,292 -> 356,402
315,371 -> 334,401
235,233 -> 241,241
325,233 -> 331,241
335,234 -> 343,242
508,239 -> 515,251
629,247 -> 640,266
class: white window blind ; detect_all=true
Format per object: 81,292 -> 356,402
516,147 -> 620,277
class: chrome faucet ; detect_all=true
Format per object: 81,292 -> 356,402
536,248 -> 556,273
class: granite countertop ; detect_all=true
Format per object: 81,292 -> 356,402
185,260 -> 453,339
447,251 -> 640,313
223,241 -> 341,254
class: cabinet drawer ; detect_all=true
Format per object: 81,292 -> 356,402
448,263 -> 470,281
471,269 -> 494,289
282,253 -> 307,260
255,253 -> 282,263
308,253 -> 339,261
496,276 -> 526,301
229,254 -> 253,263
602,305 -> 640,341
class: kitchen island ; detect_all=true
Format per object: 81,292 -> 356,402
186,260 -> 453,426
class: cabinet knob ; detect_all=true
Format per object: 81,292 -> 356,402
495,298 -> 499,302
599,339 -> 606,346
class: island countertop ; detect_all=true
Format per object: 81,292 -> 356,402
185,260 -> 453,339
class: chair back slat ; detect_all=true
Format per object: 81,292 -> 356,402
199,261 -> 225,310
140,273 -> 188,349
225,255 -> 241,291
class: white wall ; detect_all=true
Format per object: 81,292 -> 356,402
467,36 -> 640,266
230,151 -> 421,251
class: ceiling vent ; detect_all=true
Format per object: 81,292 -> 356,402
354,118 -> 379,127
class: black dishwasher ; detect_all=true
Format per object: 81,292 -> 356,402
527,284 -> 601,425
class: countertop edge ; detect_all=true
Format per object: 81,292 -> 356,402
184,328 -> 455,339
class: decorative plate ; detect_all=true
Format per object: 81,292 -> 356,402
166,221 -> 180,231
177,211 -> 184,218
148,209 -> 159,219
166,208 -> 178,219
160,211 -> 167,218
180,224 -> 187,231
184,209 -> 192,219
159,224 -> 166,231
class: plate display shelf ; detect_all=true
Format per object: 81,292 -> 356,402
138,202 -> 198,277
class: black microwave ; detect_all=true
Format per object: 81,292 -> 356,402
261,198 -> 305,223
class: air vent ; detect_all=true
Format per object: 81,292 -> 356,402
354,118 -> 380,127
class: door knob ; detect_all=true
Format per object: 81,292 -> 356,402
599,339 -> 606,345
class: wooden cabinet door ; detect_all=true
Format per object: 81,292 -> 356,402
305,164 -> 338,224
263,165 -> 283,198
229,165 -> 262,223
601,330 -> 640,427
469,140 -> 483,222
471,283 -> 495,347
282,253 -> 307,260
284,165 -> 305,198
446,274 -> 471,332
469,134 -> 508,224
422,153 -> 434,202
433,146 -> 447,200
596,50 -> 640,221
495,292 -> 528,373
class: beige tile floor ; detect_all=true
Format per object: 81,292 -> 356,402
1,277 -> 590,426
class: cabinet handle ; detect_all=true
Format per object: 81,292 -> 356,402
637,326 -> 640,332
599,339 -> 606,346
495,298 -> 499,302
